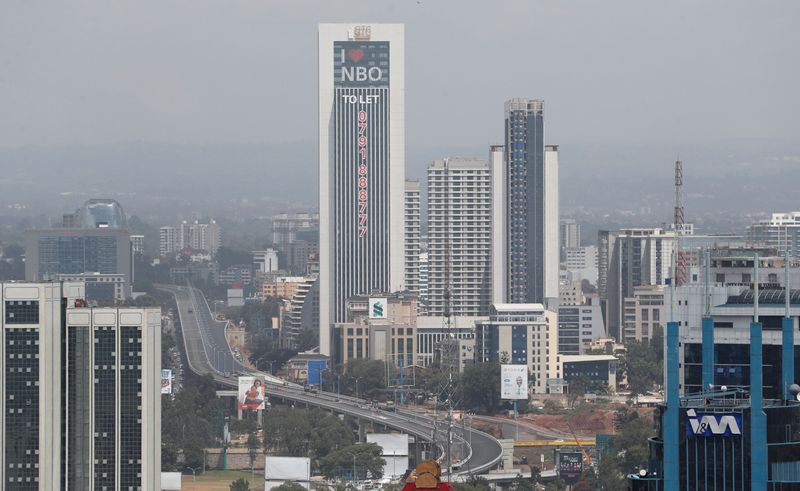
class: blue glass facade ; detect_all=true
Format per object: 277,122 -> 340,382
505,100 -> 545,303
36,235 -> 118,278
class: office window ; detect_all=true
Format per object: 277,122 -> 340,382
5,301 -> 40,324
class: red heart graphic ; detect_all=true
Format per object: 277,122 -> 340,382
348,48 -> 365,63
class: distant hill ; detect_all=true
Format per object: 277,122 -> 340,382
0,138 -> 797,232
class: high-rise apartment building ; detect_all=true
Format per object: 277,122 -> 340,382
560,219 -> 581,250
186,219 -> 221,254
272,213 -> 320,274
318,24 -> 405,355
160,220 -> 221,256
130,234 -> 144,255
160,226 -> 179,257
0,282 -> 161,490
404,180 -> 421,295
427,158 -> 494,317
272,213 -> 320,249
418,252 -> 429,305
747,211 -> 800,258
504,99 -> 559,306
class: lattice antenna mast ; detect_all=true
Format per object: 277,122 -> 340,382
443,161 -> 453,331
674,158 -> 685,286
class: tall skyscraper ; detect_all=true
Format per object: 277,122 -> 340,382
504,99 -> 559,306
0,282 -> 161,489
598,228 -> 675,340
318,24 -> 405,355
427,158 -> 494,317
404,180 -> 421,295
490,145 -> 507,306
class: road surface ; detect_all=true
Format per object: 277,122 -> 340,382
157,284 -> 503,476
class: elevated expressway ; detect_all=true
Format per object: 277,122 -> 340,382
157,284 -> 503,476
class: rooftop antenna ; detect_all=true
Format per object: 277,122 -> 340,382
673,158 -> 686,286
443,160 -> 453,333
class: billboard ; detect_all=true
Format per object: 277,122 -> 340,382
161,369 -> 172,395
333,41 -> 390,88
238,376 -> 266,410
307,359 -> 328,386
366,433 -> 409,456
265,456 -> 311,481
558,452 -> 584,485
369,297 -> 388,319
501,364 -> 528,400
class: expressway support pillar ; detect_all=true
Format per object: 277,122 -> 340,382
358,418 -> 366,442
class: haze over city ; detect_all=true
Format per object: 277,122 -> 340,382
1,2 -> 800,490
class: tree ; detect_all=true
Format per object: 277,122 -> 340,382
458,363 -> 501,414
620,338 -> 662,395
248,333 -> 295,372
319,443 -> 385,480
509,475 -> 536,491
230,478 -> 251,491
296,328 -> 320,351
611,410 -> 653,474
247,432 -> 260,473
272,482 -> 307,491
567,376 -> 590,408
262,408 -> 355,460
340,359 -> 386,399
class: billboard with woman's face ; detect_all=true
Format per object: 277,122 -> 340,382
238,376 -> 266,410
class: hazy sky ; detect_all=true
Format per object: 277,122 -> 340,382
1,1 -> 798,148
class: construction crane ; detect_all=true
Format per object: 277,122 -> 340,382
566,421 -> 593,467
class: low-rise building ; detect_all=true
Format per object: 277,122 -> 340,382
559,354 -> 618,393
476,304 -> 558,395
335,292 -> 418,368
622,285 -> 665,343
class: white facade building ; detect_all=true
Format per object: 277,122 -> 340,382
160,226 -> 178,257
560,219 -> 581,250
490,145 -> 507,306
254,249 -> 280,273
404,180 -> 421,295
427,157 -> 494,317
544,145 -> 560,306
318,24 -> 405,355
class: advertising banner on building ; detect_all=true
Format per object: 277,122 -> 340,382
369,297 -> 388,319
685,409 -> 742,438
307,359 -> 328,386
239,376 -> 266,410
161,369 -> 172,395
558,452 -> 584,485
501,364 -> 528,400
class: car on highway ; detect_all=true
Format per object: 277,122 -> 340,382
187,308 -> 194,313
